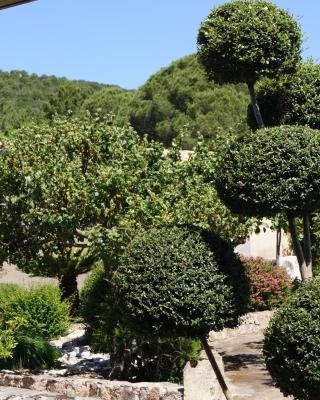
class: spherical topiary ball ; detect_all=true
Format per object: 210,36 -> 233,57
197,0 -> 302,84
247,62 -> 320,130
112,225 -> 244,338
215,125 -> 320,217
263,277 -> 320,400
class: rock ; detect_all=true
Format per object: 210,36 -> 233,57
184,349 -> 225,400
0,373 -> 183,400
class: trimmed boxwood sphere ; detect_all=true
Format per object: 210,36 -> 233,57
248,62 -> 320,130
112,226 -> 246,338
197,0 -> 302,84
215,125 -> 320,217
263,277 -> 320,400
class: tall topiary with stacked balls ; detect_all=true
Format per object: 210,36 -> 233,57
215,125 -> 320,280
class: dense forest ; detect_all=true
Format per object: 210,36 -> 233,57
0,70 -> 107,132
0,55 -> 250,148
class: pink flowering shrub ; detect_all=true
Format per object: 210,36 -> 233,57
241,257 -> 292,311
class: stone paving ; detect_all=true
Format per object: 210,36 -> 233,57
214,332 -> 292,400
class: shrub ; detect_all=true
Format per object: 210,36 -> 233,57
263,276 -> 320,400
80,264 -> 110,340
112,225 -> 247,337
242,257 -> 292,311
80,264 -> 201,383
0,284 -> 67,370
0,333 -> 60,370
0,283 -> 24,307
2,284 -> 70,340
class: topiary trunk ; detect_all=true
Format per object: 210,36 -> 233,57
287,214 -> 313,280
201,337 -> 233,400
247,81 -> 264,130
59,271 -> 79,314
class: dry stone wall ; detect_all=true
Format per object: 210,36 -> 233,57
0,372 -> 183,400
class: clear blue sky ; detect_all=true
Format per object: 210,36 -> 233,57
0,0 -> 318,89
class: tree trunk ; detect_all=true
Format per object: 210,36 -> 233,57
287,214 -> 312,281
303,214 -> 313,279
276,229 -> 281,266
59,271 -> 79,313
247,81 -> 264,129
201,337 -> 233,400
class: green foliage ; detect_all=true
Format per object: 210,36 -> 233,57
248,61 -> 320,130
0,57 -> 250,148
80,264 -> 113,343
80,265 -> 201,383
43,82 -> 100,120
0,283 -> 24,307
1,284 -> 69,340
81,86 -> 134,126
242,257 -> 292,311
112,225 -> 247,338
84,54 -> 249,148
0,333 -> 60,370
0,70 -> 105,132
0,115 -> 253,293
215,125 -> 320,217
197,0 -> 302,85
0,317 -> 25,360
0,284 -> 67,369
263,276 -> 320,400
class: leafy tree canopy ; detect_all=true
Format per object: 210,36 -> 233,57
0,55 -> 251,149
124,54 -> 249,148
197,0 -> 302,85
215,125 -> 320,280
0,115 -> 253,298
80,86 -> 134,127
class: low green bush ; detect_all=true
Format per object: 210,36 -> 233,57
80,264 -> 110,341
0,283 -> 24,307
0,332 -> 60,370
4,284 -> 70,340
242,257 -> 292,311
263,276 -> 320,400
0,283 -> 69,370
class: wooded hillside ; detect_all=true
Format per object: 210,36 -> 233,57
0,55 -> 250,148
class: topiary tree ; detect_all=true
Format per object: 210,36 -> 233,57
112,225 -> 248,399
247,61 -> 320,130
197,0 -> 302,129
215,125 -> 320,280
80,264 -> 203,383
246,61 -> 320,272
263,276 -> 320,400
